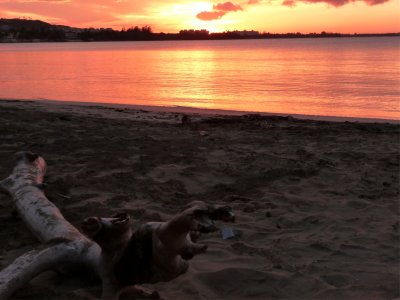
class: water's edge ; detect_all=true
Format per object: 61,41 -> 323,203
1,98 -> 398,124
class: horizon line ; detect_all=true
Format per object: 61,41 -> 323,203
1,17 -> 400,36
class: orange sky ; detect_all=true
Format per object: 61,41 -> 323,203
0,0 -> 399,33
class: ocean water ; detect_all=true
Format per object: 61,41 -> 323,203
0,37 -> 399,120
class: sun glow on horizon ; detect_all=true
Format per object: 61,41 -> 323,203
0,0 -> 399,33
130,0 -> 400,34
158,2 -> 229,33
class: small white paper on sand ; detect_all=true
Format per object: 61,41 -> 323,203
222,227 -> 235,239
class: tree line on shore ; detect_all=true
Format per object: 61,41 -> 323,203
0,18 -> 398,43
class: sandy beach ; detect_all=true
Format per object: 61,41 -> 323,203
0,99 -> 399,299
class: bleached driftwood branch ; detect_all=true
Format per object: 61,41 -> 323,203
0,152 -> 101,299
0,152 -> 234,299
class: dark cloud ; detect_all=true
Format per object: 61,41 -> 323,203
282,0 -> 390,7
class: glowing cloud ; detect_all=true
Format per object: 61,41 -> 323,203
196,0 -> 392,22
196,1 -> 242,21
196,10 -> 226,20
0,0 -> 152,28
213,2 -> 242,11
2,0 -> 71,2
282,0 -> 390,6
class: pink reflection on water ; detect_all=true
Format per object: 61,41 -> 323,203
0,38 -> 399,120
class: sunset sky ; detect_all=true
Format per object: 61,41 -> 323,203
0,0 -> 399,33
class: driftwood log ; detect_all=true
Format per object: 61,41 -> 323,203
0,152 -> 234,299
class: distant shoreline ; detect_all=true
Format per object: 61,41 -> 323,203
1,33 -> 399,44
1,17 -> 399,43
1,98 -> 398,124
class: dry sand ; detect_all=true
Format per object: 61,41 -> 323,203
0,99 -> 399,299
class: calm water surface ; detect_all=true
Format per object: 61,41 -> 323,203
0,37 -> 399,119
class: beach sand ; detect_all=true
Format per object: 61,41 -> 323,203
0,100 -> 399,299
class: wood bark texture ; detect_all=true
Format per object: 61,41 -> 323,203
0,152 -> 234,299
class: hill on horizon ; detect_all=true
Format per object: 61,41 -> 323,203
0,18 -> 54,30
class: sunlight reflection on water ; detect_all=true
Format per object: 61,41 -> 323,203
0,37 -> 399,119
